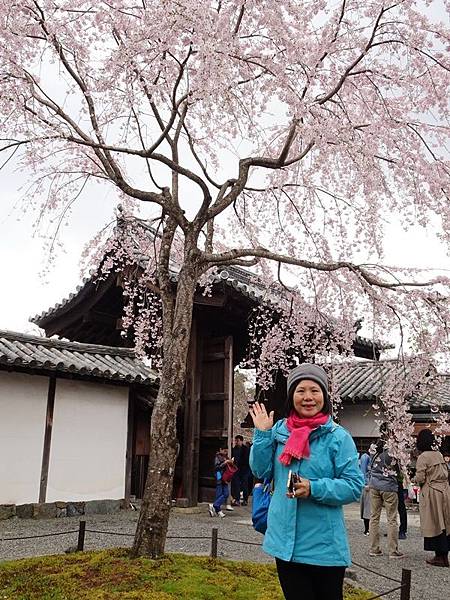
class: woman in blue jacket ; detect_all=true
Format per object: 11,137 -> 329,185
249,363 -> 364,600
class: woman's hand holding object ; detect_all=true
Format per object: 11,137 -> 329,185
249,401 -> 274,431
289,479 -> 311,499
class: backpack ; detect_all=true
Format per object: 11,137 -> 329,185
252,480 -> 272,534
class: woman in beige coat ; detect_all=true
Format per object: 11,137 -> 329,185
415,429 -> 450,568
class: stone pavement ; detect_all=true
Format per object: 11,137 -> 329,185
0,502 -> 448,600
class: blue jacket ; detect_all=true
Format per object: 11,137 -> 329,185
250,416 -> 364,566
360,452 -> 371,484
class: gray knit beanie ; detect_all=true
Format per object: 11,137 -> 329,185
286,363 -> 329,413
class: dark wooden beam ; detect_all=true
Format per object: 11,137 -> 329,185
200,429 -> 229,438
39,376 -> 56,503
202,352 -> 227,362
83,309 -> 117,326
181,319 -> 201,506
124,388 -> 135,505
201,392 -> 228,401
194,292 -> 226,307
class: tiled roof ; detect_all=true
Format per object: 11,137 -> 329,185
30,265 -> 273,325
0,330 -> 158,386
410,375 -> 450,410
214,266 -> 284,305
332,360 -> 450,410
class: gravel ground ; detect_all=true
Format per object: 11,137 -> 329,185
0,502 -> 448,600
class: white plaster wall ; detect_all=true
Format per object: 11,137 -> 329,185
46,379 -> 128,502
0,371 -> 48,504
339,402 -> 380,438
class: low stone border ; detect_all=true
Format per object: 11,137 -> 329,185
0,499 -> 125,520
0,498 -> 206,521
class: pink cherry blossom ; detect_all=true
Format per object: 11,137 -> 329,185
0,0 -> 449,557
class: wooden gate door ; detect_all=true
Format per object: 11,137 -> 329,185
197,335 -> 233,502
130,402 -> 151,499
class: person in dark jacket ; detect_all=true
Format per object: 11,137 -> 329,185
250,363 -> 363,600
368,439 -> 404,559
246,441 -> 254,493
231,435 -> 250,505
359,450 -> 371,535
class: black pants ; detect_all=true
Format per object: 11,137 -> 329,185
424,531 -> 450,557
231,468 -> 249,503
275,558 -> 345,600
398,487 -> 407,534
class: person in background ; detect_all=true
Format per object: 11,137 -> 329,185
414,429 -> 450,568
359,449 -> 372,536
397,472 -> 408,540
246,441 -> 254,494
368,438 -> 404,559
231,435 -> 250,506
208,447 -> 234,518
444,453 -> 450,485
442,436 -> 450,485
249,363 -> 363,600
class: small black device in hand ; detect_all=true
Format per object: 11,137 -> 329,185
287,469 -> 301,494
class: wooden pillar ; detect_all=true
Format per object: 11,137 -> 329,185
39,375 -> 56,503
210,527 -> 218,558
124,387 -> 135,505
181,319 -> 201,506
224,336 -> 234,454
400,568 -> 412,600
191,333 -> 203,504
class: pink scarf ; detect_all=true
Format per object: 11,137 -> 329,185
279,411 -> 328,465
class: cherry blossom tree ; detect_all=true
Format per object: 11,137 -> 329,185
1,0 -> 449,557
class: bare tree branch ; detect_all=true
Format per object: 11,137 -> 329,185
62,135 -> 212,211
131,108 -> 165,191
201,247 -> 440,289
205,140 -> 315,222
315,4 -> 398,105
181,121 -> 222,190
233,4 -> 246,35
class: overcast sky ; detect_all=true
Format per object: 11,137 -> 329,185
0,162 -> 118,333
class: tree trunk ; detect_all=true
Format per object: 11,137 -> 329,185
131,265 -> 197,558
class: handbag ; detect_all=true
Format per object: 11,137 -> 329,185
252,480 -> 272,534
222,462 -> 238,483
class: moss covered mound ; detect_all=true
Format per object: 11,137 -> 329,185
0,549 -> 373,599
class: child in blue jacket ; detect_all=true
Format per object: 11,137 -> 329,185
249,363 -> 363,600
208,447 -> 234,517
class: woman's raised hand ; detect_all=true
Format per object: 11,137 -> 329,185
249,401 -> 274,431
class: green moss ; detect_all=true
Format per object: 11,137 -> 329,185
0,550 -> 373,599
344,583 -> 375,600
